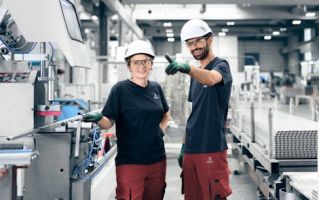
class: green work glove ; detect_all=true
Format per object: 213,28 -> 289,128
178,143 -> 185,168
165,61 -> 190,75
82,112 -> 103,123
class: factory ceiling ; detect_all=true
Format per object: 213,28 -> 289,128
80,0 -> 319,41
120,0 -> 319,5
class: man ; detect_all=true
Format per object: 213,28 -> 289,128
165,19 -> 232,200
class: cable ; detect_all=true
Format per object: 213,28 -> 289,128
48,42 -> 54,62
11,42 -> 37,54
71,126 -> 103,180
0,38 -> 37,54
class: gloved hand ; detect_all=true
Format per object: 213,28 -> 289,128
82,112 -> 103,123
178,143 -> 185,168
165,55 -> 190,75
165,61 -> 191,75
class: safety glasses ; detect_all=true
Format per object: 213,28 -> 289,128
129,59 -> 153,67
185,36 -> 206,48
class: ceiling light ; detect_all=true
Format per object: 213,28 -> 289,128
166,33 -> 174,37
221,28 -> 229,32
272,31 -> 280,36
226,21 -> 235,26
242,3 -> 251,7
111,15 -> 119,20
264,35 -> 272,40
305,12 -> 316,17
163,22 -> 172,27
218,32 -> 226,37
167,38 -> 175,42
166,29 -> 173,33
292,20 -> 301,25
84,28 -> 90,34
280,28 -> 287,32
79,12 -> 90,20
91,15 -> 98,21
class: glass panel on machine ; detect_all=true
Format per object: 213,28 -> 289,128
59,0 -> 84,43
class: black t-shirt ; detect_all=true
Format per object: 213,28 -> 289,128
185,57 -> 232,154
102,79 -> 169,165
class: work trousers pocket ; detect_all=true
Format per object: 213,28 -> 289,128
209,171 -> 232,199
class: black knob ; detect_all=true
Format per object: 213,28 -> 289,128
0,47 -> 9,55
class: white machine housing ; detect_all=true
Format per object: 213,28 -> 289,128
3,0 -> 91,68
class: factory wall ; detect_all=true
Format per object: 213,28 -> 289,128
238,40 -> 286,73
153,39 -> 181,56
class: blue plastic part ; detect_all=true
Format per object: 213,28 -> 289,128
52,98 -> 89,121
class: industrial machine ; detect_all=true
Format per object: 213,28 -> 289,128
0,115 -> 117,200
0,1 -> 117,199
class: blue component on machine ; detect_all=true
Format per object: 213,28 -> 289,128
53,98 -> 89,121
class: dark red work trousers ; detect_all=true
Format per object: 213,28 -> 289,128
115,160 -> 166,200
183,151 -> 232,200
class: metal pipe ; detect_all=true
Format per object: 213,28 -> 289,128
250,102 -> 255,143
250,84 -> 254,103
16,168 -> 24,199
39,42 -> 46,78
88,100 -> 92,112
47,64 -> 54,102
312,104 -> 318,122
279,188 -> 296,200
273,95 -> 279,110
74,121 -> 81,157
268,107 -> 273,158
289,97 -> 294,115
316,105 -> 318,122
6,115 -> 84,141
7,108 -> 103,141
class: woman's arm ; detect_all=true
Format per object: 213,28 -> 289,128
159,111 -> 170,131
98,116 -> 114,130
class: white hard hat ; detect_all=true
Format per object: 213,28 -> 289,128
124,40 -> 155,61
180,19 -> 213,42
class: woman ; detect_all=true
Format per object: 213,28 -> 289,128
83,40 -> 170,200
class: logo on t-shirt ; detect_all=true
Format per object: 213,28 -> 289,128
153,93 -> 160,99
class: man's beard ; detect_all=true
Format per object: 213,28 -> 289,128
191,44 -> 209,60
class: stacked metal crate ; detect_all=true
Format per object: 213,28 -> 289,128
275,130 -> 317,159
